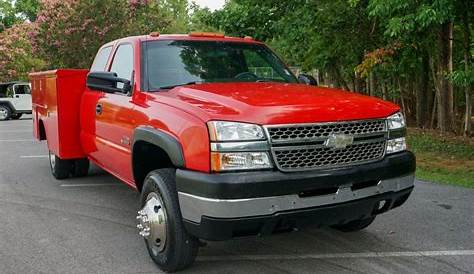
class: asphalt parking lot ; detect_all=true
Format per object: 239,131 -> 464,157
0,116 -> 473,274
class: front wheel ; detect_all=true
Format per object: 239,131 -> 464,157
331,216 -> 376,232
137,169 -> 199,272
0,105 -> 11,121
49,152 -> 73,180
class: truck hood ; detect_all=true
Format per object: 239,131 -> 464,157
152,83 -> 399,125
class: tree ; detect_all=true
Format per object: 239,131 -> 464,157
0,0 -> 17,30
15,0 -> 40,22
32,0 -> 188,68
0,0 -> 39,31
0,23 -> 45,81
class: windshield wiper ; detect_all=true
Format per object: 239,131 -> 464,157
159,81 -> 200,90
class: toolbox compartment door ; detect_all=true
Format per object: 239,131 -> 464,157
29,69 -> 89,159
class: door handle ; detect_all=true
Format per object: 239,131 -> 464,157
96,104 -> 103,115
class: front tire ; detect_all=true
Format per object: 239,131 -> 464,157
138,169 -> 199,272
0,105 -> 11,121
332,216 -> 376,232
49,152 -> 73,180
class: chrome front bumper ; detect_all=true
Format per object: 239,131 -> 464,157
178,174 -> 415,224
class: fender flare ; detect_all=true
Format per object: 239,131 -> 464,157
132,126 -> 185,168
0,100 -> 16,112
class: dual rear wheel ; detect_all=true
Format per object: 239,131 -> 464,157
48,152 -> 90,180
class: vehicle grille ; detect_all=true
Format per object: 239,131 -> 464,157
266,120 -> 386,143
265,120 -> 387,172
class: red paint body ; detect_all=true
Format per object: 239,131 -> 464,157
29,34 -> 400,189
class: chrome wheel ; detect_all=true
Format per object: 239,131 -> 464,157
0,107 -> 8,120
49,153 -> 56,169
137,192 -> 168,254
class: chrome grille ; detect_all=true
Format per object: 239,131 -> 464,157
265,120 -> 387,172
267,120 -> 386,143
272,140 -> 386,171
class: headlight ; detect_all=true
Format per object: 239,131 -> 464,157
211,152 -> 272,171
208,121 -> 265,141
386,137 -> 407,154
387,112 -> 406,130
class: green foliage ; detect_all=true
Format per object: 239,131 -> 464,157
32,0 -> 189,69
448,69 -> 474,87
188,4 -> 219,32
408,129 -> 474,187
0,23 -> 45,81
15,0 -> 39,22
0,0 -> 17,30
0,0 -> 39,30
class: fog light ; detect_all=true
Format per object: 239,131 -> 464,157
386,137 -> 407,154
211,152 -> 272,172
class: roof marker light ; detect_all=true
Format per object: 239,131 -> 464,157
149,32 -> 160,37
189,32 -> 225,38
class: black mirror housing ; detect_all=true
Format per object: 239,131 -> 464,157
298,74 -> 318,86
86,71 -> 131,94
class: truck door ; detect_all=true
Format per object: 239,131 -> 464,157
86,43 -> 136,183
12,84 -> 32,111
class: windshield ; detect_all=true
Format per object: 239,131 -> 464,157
142,40 -> 298,91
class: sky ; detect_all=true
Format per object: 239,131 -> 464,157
190,0 -> 226,11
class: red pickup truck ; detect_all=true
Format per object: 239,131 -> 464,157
29,32 -> 415,272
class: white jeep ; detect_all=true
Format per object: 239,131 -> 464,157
0,82 -> 32,121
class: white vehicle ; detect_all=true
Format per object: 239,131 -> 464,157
0,82 -> 32,121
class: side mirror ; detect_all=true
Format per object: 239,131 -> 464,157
86,71 -> 131,94
298,74 -> 318,86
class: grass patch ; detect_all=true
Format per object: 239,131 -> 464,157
407,128 -> 474,188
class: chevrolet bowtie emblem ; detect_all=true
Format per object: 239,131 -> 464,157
324,134 -> 354,149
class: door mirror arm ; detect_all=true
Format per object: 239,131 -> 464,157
298,74 -> 318,86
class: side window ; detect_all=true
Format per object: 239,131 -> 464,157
91,46 -> 112,72
110,44 -> 134,86
14,85 -> 31,95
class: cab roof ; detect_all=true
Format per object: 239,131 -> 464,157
106,33 -> 263,46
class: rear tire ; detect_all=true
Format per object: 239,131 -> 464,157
11,113 -> 22,120
49,152 -> 72,180
72,158 -> 90,177
139,169 -> 199,272
332,217 -> 376,232
0,105 -> 11,121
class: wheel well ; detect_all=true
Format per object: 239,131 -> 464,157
132,141 -> 174,191
38,120 -> 46,140
0,102 -> 12,111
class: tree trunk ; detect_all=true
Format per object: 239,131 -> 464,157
461,8 -> 472,136
333,67 -> 350,91
447,22 -> 455,130
416,52 -> 430,128
437,22 -> 454,133
397,78 -> 406,115
369,72 -> 375,96
382,81 -> 388,100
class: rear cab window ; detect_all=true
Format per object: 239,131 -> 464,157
91,46 -> 113,72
